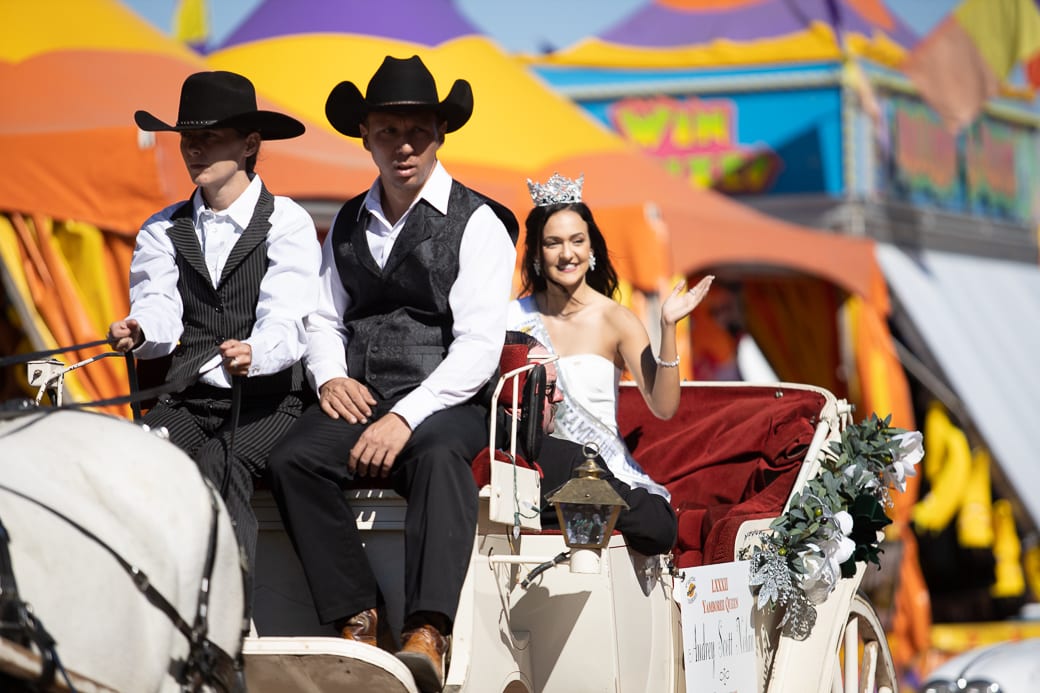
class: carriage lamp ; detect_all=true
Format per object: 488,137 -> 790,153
546,444 -> 628,572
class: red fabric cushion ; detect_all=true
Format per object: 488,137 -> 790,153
470,446 -> 542,488
617,385 -> 825,568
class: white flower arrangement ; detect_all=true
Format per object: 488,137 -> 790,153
743,414 -> 922,640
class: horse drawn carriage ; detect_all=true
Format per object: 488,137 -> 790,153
1,350 -> 903,692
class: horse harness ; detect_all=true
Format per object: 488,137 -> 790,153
0,512 -> 61,689
0,335 -> 259,690
0,339 -> 256,687
0,453 -> 245,693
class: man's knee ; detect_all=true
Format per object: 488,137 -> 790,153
266,412 -> 354,486
266,429 -> 310,480
194,439 -> 230,477
408,406 -> 486,456
619,490 -> 678,556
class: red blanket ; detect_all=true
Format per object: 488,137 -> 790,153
617,385 -> 825,568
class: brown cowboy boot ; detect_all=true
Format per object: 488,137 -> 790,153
397,623 -> 450,692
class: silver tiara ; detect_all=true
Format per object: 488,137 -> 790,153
527,172 -> 584,207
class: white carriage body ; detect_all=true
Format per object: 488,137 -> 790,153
242,382 -> 898,693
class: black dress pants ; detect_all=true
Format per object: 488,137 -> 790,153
532,436 -> 678,557
266,400 -> 486,627
142,386 -> 301,573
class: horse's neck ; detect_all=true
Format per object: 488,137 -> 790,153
0,411 -> 244,692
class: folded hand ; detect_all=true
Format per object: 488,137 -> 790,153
319,377 -> 376,423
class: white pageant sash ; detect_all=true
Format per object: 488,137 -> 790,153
509,297 -> 670,500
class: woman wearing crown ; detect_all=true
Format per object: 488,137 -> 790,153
507,173 -> 713,502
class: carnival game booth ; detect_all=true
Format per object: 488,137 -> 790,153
244,378 -> 909,692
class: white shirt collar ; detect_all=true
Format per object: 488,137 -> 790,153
360,161 -> 452,222
192,174 -> 263,228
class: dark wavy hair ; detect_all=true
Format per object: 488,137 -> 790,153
520,202 -> 619,299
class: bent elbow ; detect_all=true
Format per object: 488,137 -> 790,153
652,404 -> 678,421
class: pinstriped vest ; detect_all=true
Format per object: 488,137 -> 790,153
331,181 -> 517,401
164,184 -> 305,403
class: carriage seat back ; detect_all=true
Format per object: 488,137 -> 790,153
617,384 -> 825,568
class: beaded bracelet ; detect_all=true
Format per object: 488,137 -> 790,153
655,355 -> 680,368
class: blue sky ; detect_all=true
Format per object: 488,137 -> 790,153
122,0 -> 960,52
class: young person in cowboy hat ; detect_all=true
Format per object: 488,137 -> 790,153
107,70 -> 321,574
266,54 -> 518,691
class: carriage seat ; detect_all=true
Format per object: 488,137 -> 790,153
618,384 -> 826,569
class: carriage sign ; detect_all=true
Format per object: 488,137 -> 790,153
679,560 -> 756,693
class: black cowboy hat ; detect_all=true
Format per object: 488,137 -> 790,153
134,71 -> 304,140
325,55 -> 473,138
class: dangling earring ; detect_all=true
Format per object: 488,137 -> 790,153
533,259 -> 542,276
588,253 -> 597,271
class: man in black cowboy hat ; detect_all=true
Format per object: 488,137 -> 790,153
266,55 -> 518,691
107,70 -> 320,574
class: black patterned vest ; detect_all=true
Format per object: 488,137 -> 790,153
163,184 -> 305,403
331,180 -> 518,401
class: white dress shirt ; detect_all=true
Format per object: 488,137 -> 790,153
305,161 -> 516,430
127,175 -> 321,387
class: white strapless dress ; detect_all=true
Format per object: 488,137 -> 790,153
506,296 -> 669,499
552,354 -> 621,437
552,354 -> 670,500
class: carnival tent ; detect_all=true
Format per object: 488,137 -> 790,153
0,1 -> 375,234
0,0 -> 376,405
529,0 -> 917,68
0,0 -> 907,430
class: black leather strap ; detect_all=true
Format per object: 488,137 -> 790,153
0,338 -> 111,369
0,481 -> 241,691
0,514 -> 61,690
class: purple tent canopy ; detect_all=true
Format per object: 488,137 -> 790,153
216,0 -> 480,50
593,0 -> 917,49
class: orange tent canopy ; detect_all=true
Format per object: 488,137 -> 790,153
0,0 -> 891,304
0,2 -> 375,236
0,0 -> 375,409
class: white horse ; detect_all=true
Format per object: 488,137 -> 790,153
0,407 -> 246,692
